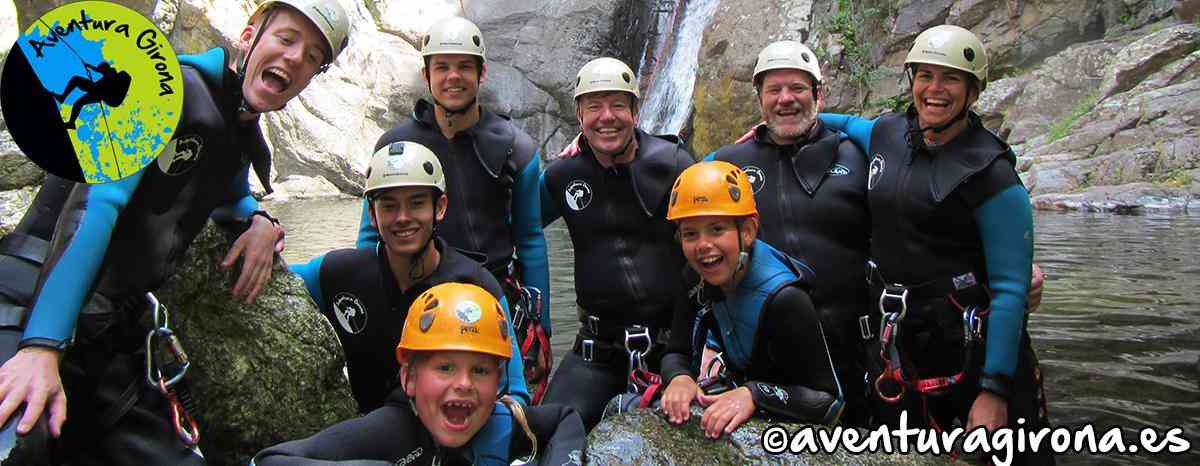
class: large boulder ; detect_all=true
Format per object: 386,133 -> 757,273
589,405 -> 955,465
152,222 -> 356,466
0,185 -> 36,237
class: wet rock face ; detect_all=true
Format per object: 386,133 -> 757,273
152,222 -> 356,466
589,406 -> 955,466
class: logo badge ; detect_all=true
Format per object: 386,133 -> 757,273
868,154 -> 886,191
156,134 -> 202,176
827,163 -> 851,177
455,300 -> 482,325
564,180 -> 592,211
927,30 -> 950,49
332,293 -> 368,334
742,165 -> 766,194
2,1 -> 183,183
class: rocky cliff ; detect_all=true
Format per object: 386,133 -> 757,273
2,0 -> 1197,211
692,0 -> 1198,211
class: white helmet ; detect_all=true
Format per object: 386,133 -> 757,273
422,17 -> 486,62
364,141 -> 446,197
573,57 -> 639,101
753,40 -> 822,85
904,25 -> 988,91
252,0 -> 350,70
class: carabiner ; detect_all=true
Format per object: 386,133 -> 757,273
145,327 -> 190,391
878,286 -> 910,320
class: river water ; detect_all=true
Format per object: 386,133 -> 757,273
267,197 -> 1199,464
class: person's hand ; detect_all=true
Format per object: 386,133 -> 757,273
557,133 -> 582,159
734,122 -> 766,144
661,375 -> 702,425
0,347 -> 67,437
966,390 -> 1008,433
1027,263 -> 1045,312
222,215 -> 281,304
697,386 -> 755,438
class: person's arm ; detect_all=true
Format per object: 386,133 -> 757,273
538,170 -> 561,228
742,286 -> 844,425
468,401 -> 515,466
251,402 -> 423,465
354,198 -> 379,250
287,254 -> 328,311
521,404 -> 586,466
973,184 -> 1034,392
660,285 -> 705,425
214,168 -> 283,303
818,113 -> 875,155
511,156 -> 551,335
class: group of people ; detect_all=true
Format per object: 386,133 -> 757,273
0,0 -> 1053,464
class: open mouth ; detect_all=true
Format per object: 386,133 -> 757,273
389,226 -> 421,240
442,399 -> 476,431
922,98 -> 952,110
262,67 -> 292,94
595,127 -> 623,136
697,254 -> 725,274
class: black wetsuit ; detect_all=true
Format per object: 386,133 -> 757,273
251,389 -> 586,466
538,129 -> 693,429
704,121 -> 871,425
660,240 -> 844,424
289,237 -> 529,413
14,48 -> 274,465
824,110 -> 1050,464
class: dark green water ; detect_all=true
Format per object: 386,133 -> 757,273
267,198 -> 1199,464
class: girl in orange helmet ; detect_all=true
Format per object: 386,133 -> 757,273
657,161 -> 844,438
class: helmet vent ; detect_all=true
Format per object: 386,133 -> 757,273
963,48 -> 976,62
473,35 -> 481,47
622,72 -> 631,83
389,141 -> 406,156
423,161 -> 435,175
419,311 -> 436,332
728,186 -> 741,202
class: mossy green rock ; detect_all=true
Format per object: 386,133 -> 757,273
153,222 -> 356,466
588,406 -> 957,465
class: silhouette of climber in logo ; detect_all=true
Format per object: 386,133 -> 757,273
52,61 -> 132,130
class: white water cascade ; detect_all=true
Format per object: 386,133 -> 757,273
638,0 -> 721,136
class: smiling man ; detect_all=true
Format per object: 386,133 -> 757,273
703,40 -> 873,426
0,1 -> 349,464
355,17 -> 552,401
538,57 -> 694,429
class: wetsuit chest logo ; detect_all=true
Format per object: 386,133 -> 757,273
868,154 -> 885,191
828,163 -> 851,176
156,134 -> 204,176
564,180 -> 593,211
332,292 -> 368,334
742,165 -> 766,194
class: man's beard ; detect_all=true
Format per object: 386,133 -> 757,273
766,103 -> 818,142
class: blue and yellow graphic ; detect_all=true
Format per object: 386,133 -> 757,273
4,1 -> 182,183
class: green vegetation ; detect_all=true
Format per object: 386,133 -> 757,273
867,93 -> 912,113
1155,168 -> 1196,188
815,0 -> 884,96
1044,91 -> 1100,144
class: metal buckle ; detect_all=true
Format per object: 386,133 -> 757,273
581,339 -> 594,362
858,315 -> 875,340
585,315 -> 600,335
865,260 -> 877,285
144,293 -> 190,391
624,326 -> 652,374
878,286 -> 909,320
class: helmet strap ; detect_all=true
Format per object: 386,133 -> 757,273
733,218 -> 750,275
407,189 -> 443,282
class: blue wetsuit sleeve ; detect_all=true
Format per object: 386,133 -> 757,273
511,156 -> 552,336
22,170 -> 146,344
468,401 -> 514,466
498,296 -> 532,405
818,113 -> 875,156
538,170 -> 561,227
701,151 -> 716,162
974,185 -> 1034,379
355,198 -> 379,249
287,254 -> 328,311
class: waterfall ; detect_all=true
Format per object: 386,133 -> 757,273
637,0 -> 720,136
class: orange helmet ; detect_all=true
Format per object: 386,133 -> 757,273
666,161 -> 757,221
396,283 -> 512,363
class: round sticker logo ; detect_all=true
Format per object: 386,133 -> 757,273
1,1 -> 183,184
742,165 -> 766,194
455,300 -> 483,325
564,180 -> 592,212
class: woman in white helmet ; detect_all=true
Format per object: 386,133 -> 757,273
0,1 -> 351,464
819,25 -> 1052,462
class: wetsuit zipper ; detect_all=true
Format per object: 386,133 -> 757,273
603,168 -> 645,310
